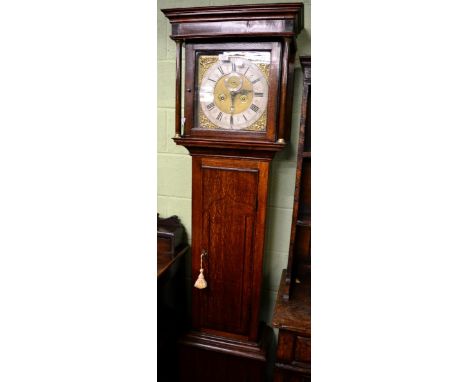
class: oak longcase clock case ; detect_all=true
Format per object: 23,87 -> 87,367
162,3 -> 304,381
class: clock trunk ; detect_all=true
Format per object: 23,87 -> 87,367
191,156 -> 269,341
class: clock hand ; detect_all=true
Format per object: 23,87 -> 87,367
238,89 -> 252,96
228,88 -> 251,111
229,91 -> 237,129
230,91 -> 236,114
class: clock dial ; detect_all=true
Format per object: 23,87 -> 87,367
198,52 -> 270,131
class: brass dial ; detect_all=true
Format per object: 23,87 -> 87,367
213,74 -> 254,115
198,54 -> 269,131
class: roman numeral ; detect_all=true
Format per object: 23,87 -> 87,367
216,112 -> 223,121
207,102 -> 215,111
243,114 -> 248,121
231,62 -> 236,72
254,92 -> 264,97
218,66 -> 224,75
230,115 -> 233,126
250,104 -> 259,113
251,78 -> 260,84
208,78 -> 216,82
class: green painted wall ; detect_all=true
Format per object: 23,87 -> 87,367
157,0 -> 310,324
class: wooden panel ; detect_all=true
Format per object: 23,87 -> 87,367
162,3 -> 304,40
178,324 -> 273,382
303,84 -> 310,153
272,271 -> 311,335
272,271 -> 311,382
157,237 -> 172,255
298,158 -> 310,222
294,336 -> 311,364
173,20 -> 295,39
274,330 -> 311,381
276,331 -> 295,363
157,242 -> 188,382
200,164 -> 257,335
284,56 -> 311,298
274,368 -> 311,382
179,344 -> 265,382
293,225 -> 311,280
191,156 -> 270,340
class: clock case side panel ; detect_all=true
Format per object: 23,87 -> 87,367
184,41 -> 281,143
278,37 -> 297,144
284,56 -> 311,300
191,155 -> 271,342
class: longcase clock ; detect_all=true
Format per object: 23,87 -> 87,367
162,4 -> 304,381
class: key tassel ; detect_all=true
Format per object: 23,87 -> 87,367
194,269 -> 207,289
194,251 -> 207,289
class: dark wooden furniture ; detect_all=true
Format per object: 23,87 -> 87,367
162,4 -> 303,381
272,271 -> 311,382
157,215 -> 189,382
272,56 -> 311,382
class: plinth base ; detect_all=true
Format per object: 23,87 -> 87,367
178,326 -> 274,382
